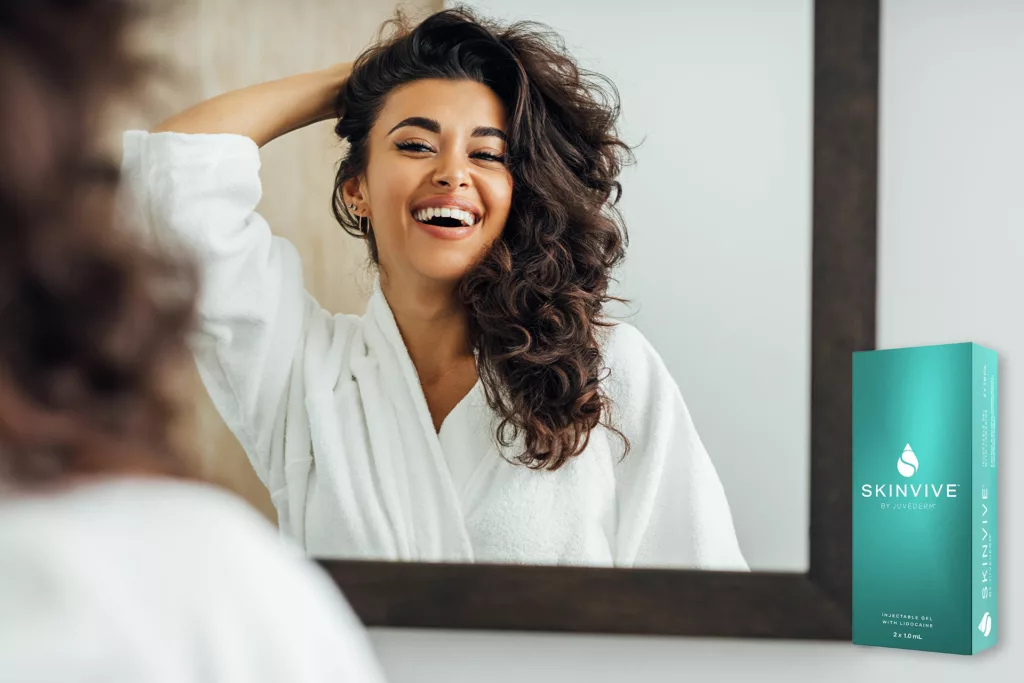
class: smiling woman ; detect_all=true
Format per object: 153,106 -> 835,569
123,6 -> 749,570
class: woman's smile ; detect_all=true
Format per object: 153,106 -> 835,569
410,194 -> 482,240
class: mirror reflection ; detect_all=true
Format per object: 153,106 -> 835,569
124,0 -> 812,571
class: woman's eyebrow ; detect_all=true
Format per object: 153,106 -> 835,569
387,117 -> 507,141
472,126 -> 506,141
388,116 -> 439,135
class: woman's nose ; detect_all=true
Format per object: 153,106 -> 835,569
431,152 -> 471,189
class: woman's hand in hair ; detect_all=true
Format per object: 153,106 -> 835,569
313,61 -> 354,122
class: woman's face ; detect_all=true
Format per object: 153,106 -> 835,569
345,78 -> 513,287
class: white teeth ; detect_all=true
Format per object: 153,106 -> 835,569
413,207 -> 478,226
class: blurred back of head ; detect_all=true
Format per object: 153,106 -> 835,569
0,0 -> 198,487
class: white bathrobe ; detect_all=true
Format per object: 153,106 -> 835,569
119,130 -> 749,571
0,478 -> 388,683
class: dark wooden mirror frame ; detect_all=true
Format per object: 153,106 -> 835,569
318,0 -> 878,640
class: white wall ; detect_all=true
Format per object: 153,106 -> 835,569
448,0 -> 814,572
368,0 -> 1023,679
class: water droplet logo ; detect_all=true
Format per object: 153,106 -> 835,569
978,612 -> 992,637
897,443 -> 919,478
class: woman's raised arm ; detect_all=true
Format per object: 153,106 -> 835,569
151,62 -> 351,147
119,63 -> 354,509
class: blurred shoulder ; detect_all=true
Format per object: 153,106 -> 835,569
0,477 -> 385,682
0,477 -> 329,607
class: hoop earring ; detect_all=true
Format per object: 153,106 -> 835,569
347,203 -> 369,236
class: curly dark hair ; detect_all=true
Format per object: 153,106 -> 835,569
332,7 -> 634,471
0,0 -> 199,486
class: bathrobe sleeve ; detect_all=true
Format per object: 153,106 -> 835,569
118,130 -> 320,492
603,322 -> 750,571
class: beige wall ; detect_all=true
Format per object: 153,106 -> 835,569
124,0 -> 439,521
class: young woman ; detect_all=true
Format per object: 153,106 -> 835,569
128,7 -> 749,570
0,2 -> 387,680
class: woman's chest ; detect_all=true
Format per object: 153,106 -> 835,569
438,403 -> 618,565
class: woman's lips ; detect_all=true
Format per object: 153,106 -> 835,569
411,214 -> 479,240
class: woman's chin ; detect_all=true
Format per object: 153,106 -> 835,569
409,252 -> 477,284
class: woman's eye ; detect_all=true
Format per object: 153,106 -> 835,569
473,151 -> 506,163
395,141 -> 433,153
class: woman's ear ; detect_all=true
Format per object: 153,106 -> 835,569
342,176 -> 369,215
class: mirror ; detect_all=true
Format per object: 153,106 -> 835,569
127,0 -> 870,618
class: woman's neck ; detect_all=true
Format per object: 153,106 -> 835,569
379,274 -> 475,385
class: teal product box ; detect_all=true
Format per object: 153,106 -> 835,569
853,343 -> 999,654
